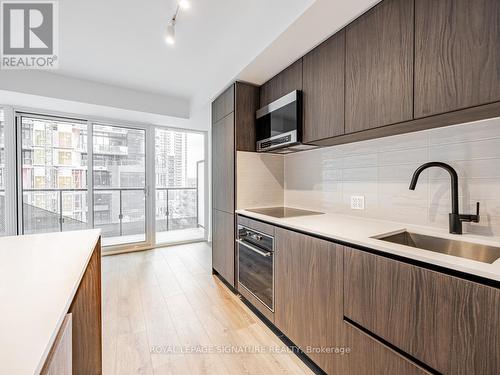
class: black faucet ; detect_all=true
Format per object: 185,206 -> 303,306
409,162 -> 480,234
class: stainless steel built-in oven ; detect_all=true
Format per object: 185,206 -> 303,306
237,225 -> 274,312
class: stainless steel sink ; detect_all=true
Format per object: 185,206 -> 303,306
374,231 -> 500,264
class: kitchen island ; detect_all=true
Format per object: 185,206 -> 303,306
0,229 -> 102,375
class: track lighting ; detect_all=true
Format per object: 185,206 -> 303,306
178,0 -> 190,10
165,1 -> 191,46
165,19 -> 176,45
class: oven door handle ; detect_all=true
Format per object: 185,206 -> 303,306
236,239 -> 272,257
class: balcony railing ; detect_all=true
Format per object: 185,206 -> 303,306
22,188 -> 89,234
19,187 -> 200,242
155,187 -> 199,232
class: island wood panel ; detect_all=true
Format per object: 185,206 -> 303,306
41,314 -> 72,375
212,84 -> 234,124
259,59 -> 303,108
343,322 -> 431,375
69,240 -> 102,375
414,0 -> 500,118
234,82 -> 259,152
275,228 -> 345,374
345,0 -> 414,133
212,209 -> 235,286
303,29 -> 345,143
344,247 -> 500,374
212,112 -> 235,214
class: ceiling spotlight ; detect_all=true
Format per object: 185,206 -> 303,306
165,19 -> 176,45
165,1 -> 191,46
178,0 -> 190,10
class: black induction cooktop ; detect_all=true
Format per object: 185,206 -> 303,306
245,207 -> 324,219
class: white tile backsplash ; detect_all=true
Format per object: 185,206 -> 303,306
236,151 -> 284,209
284,117 -> 500,236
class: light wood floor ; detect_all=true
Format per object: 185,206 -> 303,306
102,242 -> 314,375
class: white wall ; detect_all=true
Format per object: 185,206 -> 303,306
189,102 -> 212,240
0,89 -> 214,132
0,70 -> 190,119
284,117 -> 500,236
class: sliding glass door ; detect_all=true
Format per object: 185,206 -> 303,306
16,114 -> 151,250
155,128 -> 205,245
19,115 -> 89,234
11,110 -> 207,251
93,124 -> 147,247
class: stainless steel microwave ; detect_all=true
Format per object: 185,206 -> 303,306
255,90 -> 303,153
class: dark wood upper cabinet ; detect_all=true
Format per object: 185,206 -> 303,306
212,85 -> 234,124
275,228 -> 345,375
345,0 -> 414,133
234,82 -> 259,152
344,247 -> 500,374
303,30 -> 345,143
414,0 -> 500,117
212,112 -> 234,213
259,59 -> 303,108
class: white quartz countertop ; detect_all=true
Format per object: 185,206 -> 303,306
0,229 -> 101,375
236,209 -> 500,283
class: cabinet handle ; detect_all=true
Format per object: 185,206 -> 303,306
236,239 -> 272,257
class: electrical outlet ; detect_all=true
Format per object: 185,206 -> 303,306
350,196 -> 365,210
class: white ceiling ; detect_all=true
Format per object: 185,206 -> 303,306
237,0 -> 381,85
3,0 -> 382,119
56,0 -> 315,102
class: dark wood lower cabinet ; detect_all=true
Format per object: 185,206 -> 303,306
344,247 -> 500,374
212,209 -> 235,286
234,217 -> 500,374
343,322 -> 431,375
275,228 -> 345,374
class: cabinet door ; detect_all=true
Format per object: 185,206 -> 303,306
303,30 -> 345,143
344,247 -> 500,374
344,322 -> 431,375
345,0 -> 413,133
414,0 -> 500,117
275,229 -> 344,374
212,113 -> 234,213
234,82 -> 259,152
259,59 -> 303,108
212,209 -> 235,286
212,85 -> 234,124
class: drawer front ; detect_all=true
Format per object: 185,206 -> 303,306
344,322 -> 431,375
344,247 -> 500,374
